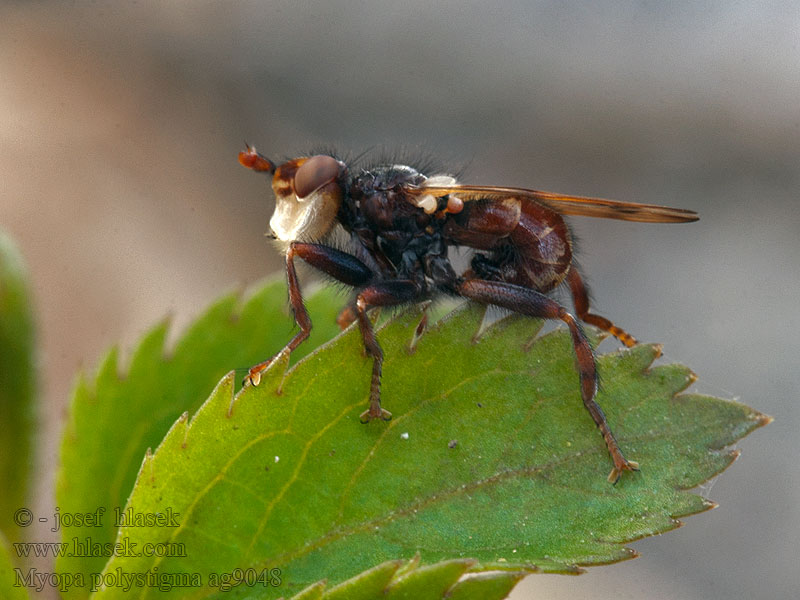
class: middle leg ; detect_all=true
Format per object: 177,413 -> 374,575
354,280 -> 423,422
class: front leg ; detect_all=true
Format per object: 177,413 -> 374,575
457,278 -> 639,483
244,242 -> 374,386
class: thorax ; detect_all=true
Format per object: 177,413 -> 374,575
341,165 -> 443,275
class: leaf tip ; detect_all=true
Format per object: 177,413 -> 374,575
289,579 -> 327,599
228,283 -> 251,323
754,412 -> 774,428
595,329 -> 611,343
157,313 -> 177,359
461,305 -> 488,344
178,411 -> 190,448
395,553 -> 421,577
98,344 -> 122,382
227,372 -> 241,418
406,305 -> 431,354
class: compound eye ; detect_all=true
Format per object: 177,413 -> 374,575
294,155 -> 340,199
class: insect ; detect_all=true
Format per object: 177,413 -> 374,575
238,146 -> 698,483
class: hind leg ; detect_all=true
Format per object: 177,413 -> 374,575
457,277 -> 639,483
566,268 -> 636,348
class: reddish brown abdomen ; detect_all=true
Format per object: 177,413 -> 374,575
510,200 -> 572,292
444,197 -> 572,293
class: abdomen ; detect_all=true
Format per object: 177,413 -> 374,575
444,198 -> 572,293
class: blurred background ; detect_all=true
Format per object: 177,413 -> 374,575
1,1 -> 797,598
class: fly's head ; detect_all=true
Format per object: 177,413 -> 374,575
239,147 -> 346,247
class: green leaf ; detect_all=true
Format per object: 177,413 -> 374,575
0,231 -> 36,544
287,558 -> 526,600
317,558 -> 403,600
443,570 -> 526,600
0,531 -> 30,600
56,279 -> 344,595
90,300 -> 767,599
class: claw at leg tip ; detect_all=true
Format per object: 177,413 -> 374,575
244,371 -> 262,388
608,460 -> 640,484
359,408 -> 393,423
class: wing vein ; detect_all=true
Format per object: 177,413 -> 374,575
407,184 -> 698,223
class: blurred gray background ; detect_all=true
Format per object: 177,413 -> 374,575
1,1 -> 797,598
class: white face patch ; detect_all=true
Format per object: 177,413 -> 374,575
270,189 -> 340,245
268,157 -> 345,247
270,194 -> 317,241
